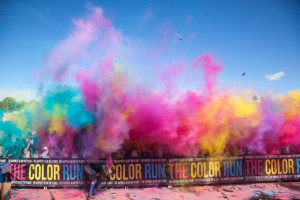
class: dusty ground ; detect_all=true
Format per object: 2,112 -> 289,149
10,182 -> 300,200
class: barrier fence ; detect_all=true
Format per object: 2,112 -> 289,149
1,154 -> 300,188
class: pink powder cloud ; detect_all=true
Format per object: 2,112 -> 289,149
189,33 -> 197,39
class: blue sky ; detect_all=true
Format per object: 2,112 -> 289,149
0,0 -> 299,100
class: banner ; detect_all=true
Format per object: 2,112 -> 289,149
2,154 -> 300,188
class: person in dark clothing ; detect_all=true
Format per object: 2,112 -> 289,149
84,162 -> 104,199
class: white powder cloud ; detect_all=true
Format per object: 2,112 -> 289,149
265,71 -> 285,81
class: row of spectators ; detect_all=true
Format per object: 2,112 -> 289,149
0,132 -> 49,159
23,133 -> 49,158
0,131 -> 298,159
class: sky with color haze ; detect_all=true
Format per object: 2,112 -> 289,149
0,0 -> 299,101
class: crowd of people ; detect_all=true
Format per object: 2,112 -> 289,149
23,132 -> 49,158
0,132 -> 49,159
0,130 -> 297,159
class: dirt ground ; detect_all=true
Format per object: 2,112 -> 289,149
10,182 -> 300,200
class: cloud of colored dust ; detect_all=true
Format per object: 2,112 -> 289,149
0,7 -> 299,158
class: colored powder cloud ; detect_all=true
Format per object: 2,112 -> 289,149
1,6 -> 300,158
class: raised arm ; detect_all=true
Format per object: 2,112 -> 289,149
24,139 -> 31,152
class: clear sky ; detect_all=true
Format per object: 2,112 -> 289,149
0,0 -> 299,101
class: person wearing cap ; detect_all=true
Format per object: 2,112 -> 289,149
39,146 -> 49,158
